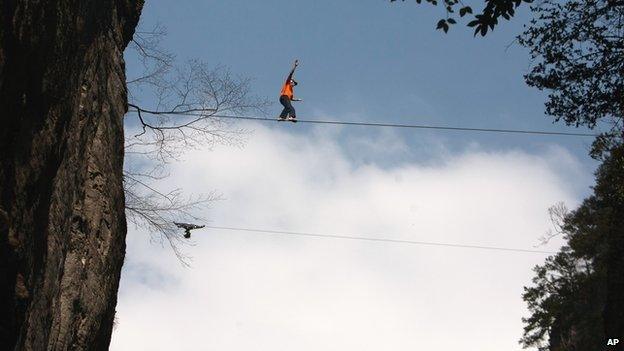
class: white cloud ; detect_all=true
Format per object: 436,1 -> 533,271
111,123 -> 586,351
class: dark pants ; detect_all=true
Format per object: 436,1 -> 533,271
279,95 -> 296,119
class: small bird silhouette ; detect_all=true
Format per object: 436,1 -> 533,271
174,222 -> 205,239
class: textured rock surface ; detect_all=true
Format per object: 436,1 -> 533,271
0,1 -> 143,349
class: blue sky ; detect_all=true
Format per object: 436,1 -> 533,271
114,1 -> 599,350
129,0 -> 598,171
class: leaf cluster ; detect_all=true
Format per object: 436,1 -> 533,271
391,0 -> 533,35
518,0 -> 624,158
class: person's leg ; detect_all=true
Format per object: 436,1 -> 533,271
279,95 -> 290,119
285,98 -> 296,120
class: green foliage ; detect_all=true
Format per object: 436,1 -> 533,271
392,0 -> 623,157
521,145 -> 624,350
521,249 -> 605,350
518,0 -> 624,158
390,0 -> 533,35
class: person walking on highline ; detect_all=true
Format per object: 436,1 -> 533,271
278,59 -> 302,122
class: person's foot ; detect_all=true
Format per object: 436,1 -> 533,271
287,116 -> 297,123
278,116 -> 287,121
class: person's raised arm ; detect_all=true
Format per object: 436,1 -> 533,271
286,59 -> 299,82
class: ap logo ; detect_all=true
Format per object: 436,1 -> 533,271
607,338 -> 619,346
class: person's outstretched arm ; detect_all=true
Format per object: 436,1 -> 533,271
285,59 -> 299,83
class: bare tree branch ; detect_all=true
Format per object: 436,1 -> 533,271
126,23 -> 175,89
124,23 -> 270,264
536,202 -> 570,246
123,169 -> 221,266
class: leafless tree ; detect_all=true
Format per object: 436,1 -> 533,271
536,201 -> 569,246
124,24 -> 269,264
126,23 -> 174,91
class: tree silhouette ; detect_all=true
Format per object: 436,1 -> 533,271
519,0 -> 624,158
390,0 -> 534,35
522,145 -> 624,349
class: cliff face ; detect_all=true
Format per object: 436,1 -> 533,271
0,1 -> 143,349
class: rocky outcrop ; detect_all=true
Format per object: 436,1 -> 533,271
0,1 -> 143,349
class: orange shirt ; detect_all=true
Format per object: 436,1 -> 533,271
280,81 -> 294,99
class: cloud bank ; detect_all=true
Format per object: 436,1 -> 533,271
111,123 -> 585,351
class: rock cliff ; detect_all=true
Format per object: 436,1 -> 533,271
0,1 -> 143,349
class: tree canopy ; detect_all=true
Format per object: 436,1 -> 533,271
519,0 -> 624,157
521,145 -> 624,349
